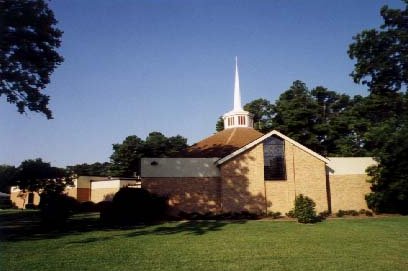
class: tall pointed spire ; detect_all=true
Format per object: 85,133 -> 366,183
222,57 -> 254,129
233,56 -> 242,111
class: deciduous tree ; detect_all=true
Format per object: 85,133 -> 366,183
348,1 -> 408,213
0,0 -> 63,119
348,0 -> 408,94
17,158 -> 73,193
109,132 -> 188,177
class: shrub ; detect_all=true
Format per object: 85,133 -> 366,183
349,210 -> 359,216
100,187 -> 168,225
99,201 -> 114,224
359,209 -> 367,215
318,210 -> 330,220
267,211 -> 281,219
365,210 -> 373,216
336,210 -> 346,217
79,201 -> 97,212
286,210 -> 295,218
293,194 -> 318,223
39,192 -> 80,226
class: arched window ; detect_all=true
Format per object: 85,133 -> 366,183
264,136 -> 286,180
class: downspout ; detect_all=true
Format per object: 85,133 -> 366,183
263,144 -> 268,215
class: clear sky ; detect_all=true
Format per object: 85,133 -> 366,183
1,0 -> 405,167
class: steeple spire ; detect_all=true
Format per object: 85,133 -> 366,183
222,57 -> 254,129
234,56 -> 242,111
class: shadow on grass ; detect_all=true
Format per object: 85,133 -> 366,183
125,220 -> 246,238
0,211 -> 246,242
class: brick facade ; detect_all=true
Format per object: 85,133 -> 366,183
219,144 -> 268,214
140,136 -> 371,215
329,174 -> 371,212
142,177 -> 221,214
140,138 -> 332,215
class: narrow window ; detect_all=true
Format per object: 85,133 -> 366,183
242,116 -> 246,125
264,136 -> 286,180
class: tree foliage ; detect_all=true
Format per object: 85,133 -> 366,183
348,1 -> 408,213
0,165 -> 19,193
109,132 -> 188,177
272,81 -> 320,152
17,158 -> 73,194
215,116 -> 224,132
243,98 -> 274,133
67,162 -> 111,177
348,1 -> 408,94
0,0 -> 63,119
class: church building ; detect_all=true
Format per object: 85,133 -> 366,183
141,58 -> 375,215
10,58 -> 375,214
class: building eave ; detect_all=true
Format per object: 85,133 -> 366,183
215,130 -> 330,165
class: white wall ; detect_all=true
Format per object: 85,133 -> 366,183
141,158 -> 220,177
76,176 -> 108,188
91,179 -> 141,189
327,157 -> 377,175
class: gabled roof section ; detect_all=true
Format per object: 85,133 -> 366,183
215,130 -> 330,165
178,127 -> 264,158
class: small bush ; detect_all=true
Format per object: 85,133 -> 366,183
336,209 -> 366,217
286,210 -> 295,218
318,210 -> 330,220
349,210 -> 359,216
365,210 -> 373,216
267,211 -> 281,219
336,210 -> 346,217
293,194 -> 318,223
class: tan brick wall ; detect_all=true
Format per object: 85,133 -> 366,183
290,144 -> 328,212
261,141 -> 328,213
65,187 -> 77,199
10,191 -> 40,209
142,177 -> 221,214
91,188 -> 119,202
329,174 -> 371,212
220,144 -> 268,214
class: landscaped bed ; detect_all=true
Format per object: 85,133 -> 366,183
1,210 -> 407,271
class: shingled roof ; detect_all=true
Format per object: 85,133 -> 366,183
179,127 -> 264,158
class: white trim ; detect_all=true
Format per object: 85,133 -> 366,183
215,130 -> 329,165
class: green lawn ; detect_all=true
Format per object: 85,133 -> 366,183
1,211 -> 407,271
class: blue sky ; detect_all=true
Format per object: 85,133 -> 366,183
1,0 -> 404,167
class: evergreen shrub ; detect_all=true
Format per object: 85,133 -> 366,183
293,194 -> 318,223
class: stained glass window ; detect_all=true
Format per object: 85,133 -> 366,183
264,136 -> 286,180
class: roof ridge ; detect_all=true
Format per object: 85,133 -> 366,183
225,128 -> 237,145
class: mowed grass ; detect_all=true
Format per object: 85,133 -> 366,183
1,211 -> 407,271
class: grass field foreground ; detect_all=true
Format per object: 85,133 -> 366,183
1,211 -> 407,271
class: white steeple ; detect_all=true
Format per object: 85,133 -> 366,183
233,56 -> 242,111
222,57 -> 254,129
